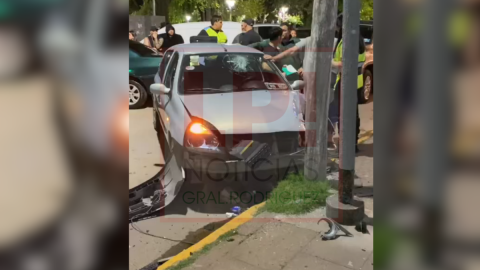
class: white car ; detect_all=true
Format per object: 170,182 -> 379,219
150,43 -> 306,186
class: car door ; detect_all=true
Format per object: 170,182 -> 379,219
158,52 -> 179,141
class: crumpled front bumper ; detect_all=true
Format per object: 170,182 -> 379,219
183,147 -> 305,177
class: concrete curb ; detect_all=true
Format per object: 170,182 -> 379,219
157,202 -> 266,270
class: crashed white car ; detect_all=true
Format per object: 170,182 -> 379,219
150,44 -> 306,189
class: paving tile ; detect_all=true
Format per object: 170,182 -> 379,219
283,252 -> 352,270
303,232 -> 372,270
231,222 -> 318,270
360,252 -> 374,270
211,258 -> 265,270
193,235 -> 247,268
237,212 -> 277,236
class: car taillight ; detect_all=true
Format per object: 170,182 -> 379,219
186,123 -> 220,151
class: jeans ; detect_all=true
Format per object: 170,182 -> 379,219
328,78 -> 361,147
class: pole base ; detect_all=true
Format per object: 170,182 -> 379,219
325,194 -> 365,226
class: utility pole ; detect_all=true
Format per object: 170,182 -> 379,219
303,0 -> 338,181
338,2 -> 361,204
325,0 -> 365,225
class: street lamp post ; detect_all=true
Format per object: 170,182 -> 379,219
226,0 -> 235,21
186,15 -> 191,23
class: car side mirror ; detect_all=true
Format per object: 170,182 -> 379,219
150,83 -> 170,95
291,80 -> 305,91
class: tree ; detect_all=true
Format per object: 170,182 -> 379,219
303,0 -> 337,181
168,0 -> 221,22
129,0 -> 140,14
338,0 -> 373,20
131,0 -> 153,15
233,0 -> 266,21
278,14 -> 303,26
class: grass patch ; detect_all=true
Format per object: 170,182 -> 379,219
265,173 -> 331,215
166,230 -> 238,270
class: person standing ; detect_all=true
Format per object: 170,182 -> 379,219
290,29 -> 297,38
290,29 -> 301,43
198,15 -> 228,44
158,24 -> 184,52
238,19 -> 262,46
248,27 -> 283,59
143,26 -> 161,51
330,13 -> 366,153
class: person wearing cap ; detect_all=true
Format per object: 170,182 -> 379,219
143,26 -> 162,51
238,18 -> 261,46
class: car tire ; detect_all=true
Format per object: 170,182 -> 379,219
358,69 -> 373,104
129,80 -> 148,109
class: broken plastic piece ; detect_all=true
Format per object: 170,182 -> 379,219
318,218 -> 353,240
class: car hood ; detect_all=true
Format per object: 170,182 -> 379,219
180,90 -> 303,134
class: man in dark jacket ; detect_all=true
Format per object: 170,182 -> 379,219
158,24 -> 184,52
238,18 -> 262,46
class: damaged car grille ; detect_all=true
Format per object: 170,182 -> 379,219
223,132 -> 299,155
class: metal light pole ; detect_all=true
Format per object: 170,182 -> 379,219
153,0 -> 156,16
325,0 -> 365,225
226,0 -> 235,21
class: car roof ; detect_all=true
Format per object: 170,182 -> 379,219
159,21 -> 242,33
170,43 -> 261,54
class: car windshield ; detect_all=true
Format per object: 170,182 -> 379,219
179,53 -> 290,94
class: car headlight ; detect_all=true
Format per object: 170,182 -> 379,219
185,122 -> 221,152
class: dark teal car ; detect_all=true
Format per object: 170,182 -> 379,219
129,40 -> 163,109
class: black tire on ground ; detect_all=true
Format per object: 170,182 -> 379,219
358,69 -> 373,104
129,80 -> 148,109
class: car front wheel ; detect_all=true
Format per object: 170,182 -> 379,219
129,80 -> 148,109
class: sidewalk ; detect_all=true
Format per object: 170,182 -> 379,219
164,136 -> 374,270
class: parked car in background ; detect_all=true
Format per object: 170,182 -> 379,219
129,40 -> 163,109
294,28 -> 311,39
360,21 -> 374,103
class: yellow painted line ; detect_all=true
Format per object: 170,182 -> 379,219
357,130 -> 374,144
330,130 -> 373,162
157,202 -> 266,270
240,140 -> 254,155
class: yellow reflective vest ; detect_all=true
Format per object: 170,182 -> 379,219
334,39 -> 366,90
204,27 -> 228,44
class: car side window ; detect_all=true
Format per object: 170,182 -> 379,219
159,51 -> 173,82
164,53 -> 179,89
258,26 -> 273,40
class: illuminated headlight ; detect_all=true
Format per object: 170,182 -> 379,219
186,123 -> 221,152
